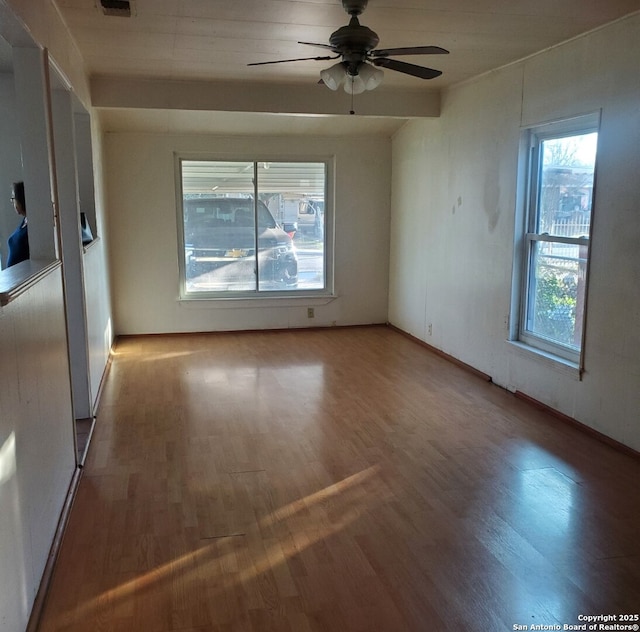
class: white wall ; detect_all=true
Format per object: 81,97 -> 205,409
5,0 -> 89,106
105,132 -> 391,334
389,14 -> 640,451
84,240 -> 113,406
1,0 -> 114,413
77,103 -> 113,415
4,0 -> 114,415
0,267 -> 76,632
0,2 -> 114,629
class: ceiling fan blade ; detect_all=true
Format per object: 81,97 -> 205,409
372,45 -> 449,57
373,57 -> 442,79
248,55 -> 339,66
298,41 -> 338,51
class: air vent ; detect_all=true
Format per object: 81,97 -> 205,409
99,0 -> 132,17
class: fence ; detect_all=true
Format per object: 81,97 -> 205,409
551,217 -> 590,238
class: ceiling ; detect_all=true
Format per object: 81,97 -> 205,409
55,0 -> 640,92
3,0 -> 636,134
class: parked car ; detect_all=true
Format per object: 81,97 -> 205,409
184,197 -> 298,287
282,221 -> 298,239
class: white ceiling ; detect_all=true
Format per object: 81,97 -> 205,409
57,0 -> 640,91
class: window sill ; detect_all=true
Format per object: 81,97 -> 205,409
0,259 -> 61,307
505,340 -> 582,380
178,293 -> 337,309
83,235 -> 100,253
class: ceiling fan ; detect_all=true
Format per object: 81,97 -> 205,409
247,0 -> 449,94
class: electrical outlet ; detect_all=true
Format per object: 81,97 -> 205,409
307,307 -> 314,318
428,323 -> 433,336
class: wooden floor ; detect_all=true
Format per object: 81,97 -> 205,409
38,326 -> 640,632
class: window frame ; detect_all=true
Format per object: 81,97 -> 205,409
513,113 -> 600,368
175,155 -> 333,301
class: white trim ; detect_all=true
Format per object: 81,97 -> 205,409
174,154 -> 333,301
512,113 -> 600,370
177,294 -> 337,309
505,340 -> 581,380
0,259 -> 60,306
527,233 -> 589,246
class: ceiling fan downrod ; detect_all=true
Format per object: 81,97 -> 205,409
341,0 -> 368,16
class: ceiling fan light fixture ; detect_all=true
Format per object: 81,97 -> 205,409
320,62 -> 346,90
358,62 -> 384,90
344,73 -> 366,95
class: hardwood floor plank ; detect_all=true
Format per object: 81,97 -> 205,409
37,327 -> 640,631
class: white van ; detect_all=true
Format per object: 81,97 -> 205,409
297,199 -> 324,239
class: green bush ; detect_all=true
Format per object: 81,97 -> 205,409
533,272 -> 577,345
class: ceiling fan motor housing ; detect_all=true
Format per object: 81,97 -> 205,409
330,15 -> 379,74
330,19 -> 379,51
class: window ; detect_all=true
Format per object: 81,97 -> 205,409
515,115 -> 599,364
178,160 -> 328,297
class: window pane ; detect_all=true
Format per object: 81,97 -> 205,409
182,161 -> 258,292
537,133 -> 597,237
180,160 -> 327,295
257,162 -> 325,291
525,240 -> 588,350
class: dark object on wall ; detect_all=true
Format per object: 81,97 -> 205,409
7,220 -> 29,267
99,0 -> 132,18
7,181 -> 29,267
80,213 -> 94,245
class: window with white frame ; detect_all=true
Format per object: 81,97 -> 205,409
516,114 -> 599,364
178,159 -> 328,297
